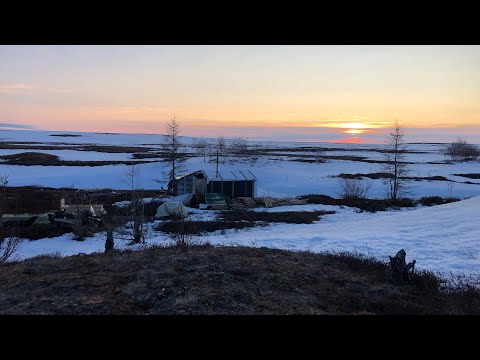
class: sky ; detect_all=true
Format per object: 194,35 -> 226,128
1,45 -> 480,143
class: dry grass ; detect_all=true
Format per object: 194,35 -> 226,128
0,246 -> 478,314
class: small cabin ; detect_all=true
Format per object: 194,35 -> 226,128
173,170 -> 208,196
207,170 -> 257,198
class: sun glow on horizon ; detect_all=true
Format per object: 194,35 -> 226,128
343,129 -> 366,134
1,45 -> 480,142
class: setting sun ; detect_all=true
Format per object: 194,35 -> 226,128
1,45 -> 480,143
340,123 -> 370,135
344,129 -> 365,134
321,121 -> 386,139
339,123 -> 370,129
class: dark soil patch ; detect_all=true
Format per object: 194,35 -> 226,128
155,220 -> 257,235
79,145 -> 153,153
219,210 -> 334,224
3,224 -> 71,240
155,210 -> 334,235
261,146 -> 427,154
0,152 -> 155,166
454,173 -> 480,179
338,172 -> 393,180
132,153 -> 165,159
299,194 -> 416,212
405,175 -> 449,182
282,154 -> 414,165
293,158 -> 327,163
0,246 -> 478,314
248,152 -> 368,162
337,173 -> 449,181
0,143 -> 79,150
0,142 -> 156,154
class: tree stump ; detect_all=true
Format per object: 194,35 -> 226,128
388,249 -> 416,281
105,230 -> 114,253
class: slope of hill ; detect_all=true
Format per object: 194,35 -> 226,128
1,246 -> 479,315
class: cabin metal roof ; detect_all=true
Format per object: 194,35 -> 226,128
174,170 -> 207,181
209,170 -> 257,181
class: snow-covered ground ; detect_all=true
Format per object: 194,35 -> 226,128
1,129 -> 479,199
0,149 -> 135,161
2,129 -> 480,277
12,196 -> 480,278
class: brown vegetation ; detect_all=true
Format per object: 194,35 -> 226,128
0,246 -> 478,314
0,142 -> 155,153
300,194 -> 460,212
299,194 -> 417,212
0,152 -> 155,166
454,173 -> 480,180
155,210 -> 334,235
219,210 -> 334,224
337,172 -> 449,181
155,219 -> 258,235
2,224 -> 71,240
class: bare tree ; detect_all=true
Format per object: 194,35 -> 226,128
230,137 -> 249,158
0,236 -> 20,264
162,116 -> 185,186
120,164 -> 146,244
443,137 -> 480,163
250,143 -> 261,164
215,136 -> 227,163
193,138 -> 209,162
383,121 -> 409,200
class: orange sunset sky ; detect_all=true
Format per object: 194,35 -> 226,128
1,45 -> 480,143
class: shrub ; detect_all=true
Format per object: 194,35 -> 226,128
418,196 -> 460,207
419,196 -> 444,206
387,198 -> 416,208
338,178 -> 372,199
443,138 -> 480,162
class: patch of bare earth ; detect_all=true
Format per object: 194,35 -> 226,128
0,152 -> 155,166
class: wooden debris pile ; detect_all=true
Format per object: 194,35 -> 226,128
254,197 -> 307,207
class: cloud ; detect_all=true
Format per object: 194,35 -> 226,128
0,84 -> 33,93
0,122 -> 36,130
